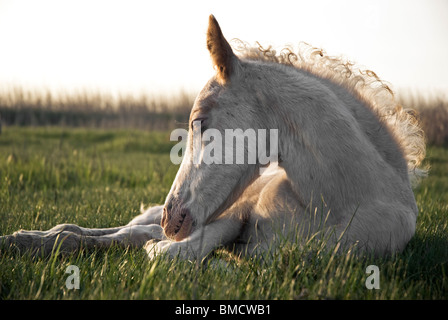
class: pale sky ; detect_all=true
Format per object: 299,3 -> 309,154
0,0 -> 447,98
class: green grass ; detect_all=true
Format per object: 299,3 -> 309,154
0,127 -> 447,299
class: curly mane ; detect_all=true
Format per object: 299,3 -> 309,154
231,40 -> 427,181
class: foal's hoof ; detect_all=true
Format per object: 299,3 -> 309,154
144,239 -> 162,247
0,234 -> 40,256
143,239 -> 165,259
0,235 -> 12,249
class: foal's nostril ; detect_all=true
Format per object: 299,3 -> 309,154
161,208 -> 167,228
162,200 -> 174,228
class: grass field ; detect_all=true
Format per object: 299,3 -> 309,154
0,127 -> 447,300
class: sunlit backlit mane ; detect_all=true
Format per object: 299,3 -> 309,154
233,40 -> 426,181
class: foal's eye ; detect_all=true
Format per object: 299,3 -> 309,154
191,118 -> 207,133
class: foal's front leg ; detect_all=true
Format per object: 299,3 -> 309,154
0,205 -> 165,256
1,224 -> 166,256
145,217 -> 243,260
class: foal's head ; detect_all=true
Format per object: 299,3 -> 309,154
161,15 -> 276,241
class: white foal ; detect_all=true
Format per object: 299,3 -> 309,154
1,15 -> 426,261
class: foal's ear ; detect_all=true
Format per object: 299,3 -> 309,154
207,15 -> 237,83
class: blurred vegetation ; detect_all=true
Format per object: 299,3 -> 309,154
0,87 -> 193,131
397,91 -> 448,147
0,87 -> 447,147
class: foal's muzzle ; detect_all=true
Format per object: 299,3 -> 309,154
161,200 -> 193,241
